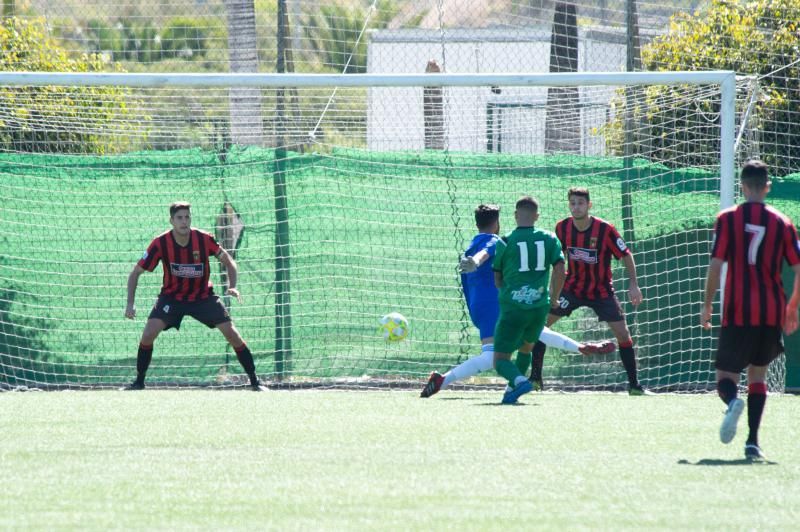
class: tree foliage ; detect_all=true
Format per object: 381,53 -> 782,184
305,0 -> 398,73
160,17 -> 224,60
0,17 -> 143,154
626,0 -> 800,175
85,19 -> 161,63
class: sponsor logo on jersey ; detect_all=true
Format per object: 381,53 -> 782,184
141,250 -> 148,260
616,237 -> 627,252
163,304 -> 170,314
511,285 -> 544,305
170,263 -> 204,278
568,247 -> 598,264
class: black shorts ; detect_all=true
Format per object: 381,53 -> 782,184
549,290 -> 625,322
715,326 -> 784,373
148,294 -> 231,331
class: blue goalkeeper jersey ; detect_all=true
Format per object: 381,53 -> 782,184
461,233 -> 500,318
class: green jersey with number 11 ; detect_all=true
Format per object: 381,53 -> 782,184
492,226 -> 564,310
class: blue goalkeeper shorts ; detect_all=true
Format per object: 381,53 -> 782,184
468,299 -> 500,340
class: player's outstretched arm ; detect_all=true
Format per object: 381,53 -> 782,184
784,263 -> 800,335
621,254 -> 642,306
701,258 -> 723,329
125,265 -> 145,319
218,249 -> 243,303
459,249 -> 490,273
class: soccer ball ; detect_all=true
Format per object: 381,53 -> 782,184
379,312 -> 409,342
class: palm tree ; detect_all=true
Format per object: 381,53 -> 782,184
224,0 -> 263,146
545,2 -> 581,154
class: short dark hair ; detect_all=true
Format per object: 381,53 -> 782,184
515,196 -> 538,213
568,187 -> 590,201
170,201 -> 191,217
474,204 -> 500,230
740,159 -> 769,190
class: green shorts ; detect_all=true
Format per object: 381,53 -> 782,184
493,306 -> 549,354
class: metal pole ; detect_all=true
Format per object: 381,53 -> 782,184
719,74 -> 737,209
718,72 -> 737,322
621,0 -> 641,246
274,0 -> 292,379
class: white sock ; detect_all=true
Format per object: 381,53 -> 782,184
538,326 -> 581,353
442,344 -> 494,388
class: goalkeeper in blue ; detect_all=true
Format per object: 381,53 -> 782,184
420,203 -> 614,398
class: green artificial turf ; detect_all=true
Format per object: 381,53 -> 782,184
2,390 -> 798,530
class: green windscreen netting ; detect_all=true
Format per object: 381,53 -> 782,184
6,146 -> 792,390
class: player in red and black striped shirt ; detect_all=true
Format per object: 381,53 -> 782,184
702,160 -> 800,459
124,201 -> 264,391
530,187 -> 646,395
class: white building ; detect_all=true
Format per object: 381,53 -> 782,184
366,27 -> 635,155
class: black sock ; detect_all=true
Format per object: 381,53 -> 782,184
746,383 -> 767,446
530,341 -> 546,382
135,343 -> 153,383
618,343 -> 638,387
235,344 -> 258,384
717,378 -> 737,405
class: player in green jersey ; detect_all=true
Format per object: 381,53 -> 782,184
492,196 -> 565,404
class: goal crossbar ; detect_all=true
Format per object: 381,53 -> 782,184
0,70 -> 735,88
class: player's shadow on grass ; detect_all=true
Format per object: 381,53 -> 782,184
478,401 -> 539,407
678,458 -> 778,466
432,397 -> 538,406
437,397 -> 478,401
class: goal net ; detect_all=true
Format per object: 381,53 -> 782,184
1,71 -> 779,392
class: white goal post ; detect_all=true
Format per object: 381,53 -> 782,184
0,70 -> 754,392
